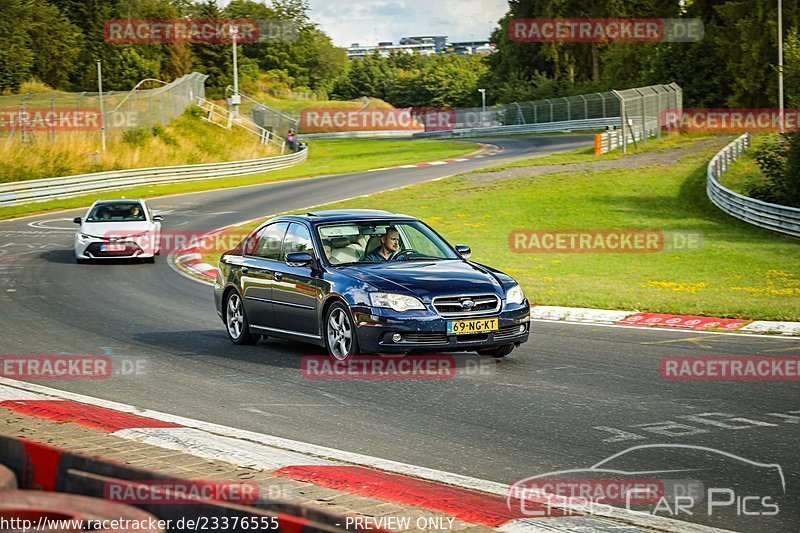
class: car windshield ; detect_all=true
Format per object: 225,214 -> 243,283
86,203 -> 147,222
317,220 -> 460,265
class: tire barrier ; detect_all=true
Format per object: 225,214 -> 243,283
0,462 -> 17,490
0,490 -> 165,532
0,436 -> 368,533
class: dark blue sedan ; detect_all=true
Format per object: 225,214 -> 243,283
213,210 -> 530,360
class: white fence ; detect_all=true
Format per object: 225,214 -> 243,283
707,133 -> 800,238
595,118 -> 660,154
0,147 -> 308,207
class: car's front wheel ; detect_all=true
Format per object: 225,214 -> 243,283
477,344 -> 515,358
225,290 -> 259,345
325,301 -> 358,360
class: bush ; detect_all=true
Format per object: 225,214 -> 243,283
122,127 -> 152,147
750,134 -> 800,207
151,124 -> 178,147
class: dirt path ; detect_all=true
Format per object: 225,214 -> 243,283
467,136 -> 734,185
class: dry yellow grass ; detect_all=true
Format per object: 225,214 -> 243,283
0,109 -> 278,182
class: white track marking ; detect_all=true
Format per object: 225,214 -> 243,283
532,319 -> 800,340
0,377 -> 738,533
115,427 -> 332,469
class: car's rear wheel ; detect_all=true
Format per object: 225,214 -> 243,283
477,344 -> 515,358
225,290 -> 259,345
325,302 -> 358,360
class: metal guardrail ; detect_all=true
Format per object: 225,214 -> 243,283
707,133 -> 800,238
299,130 -> 417,139
413,117 -> 621,139
0,147 -> 308,207
196,97 -> 286,152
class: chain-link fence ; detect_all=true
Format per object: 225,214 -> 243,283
1,72 -> 207,143
435,83 -> 681,146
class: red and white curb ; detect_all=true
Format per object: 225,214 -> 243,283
365,144 -> 503,172
0,378 -> 726,533
531,306 -> 800,336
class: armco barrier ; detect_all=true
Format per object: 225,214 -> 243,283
0,436 -> 363,532
299,130 -> 416,139
0,146 -> 308,207
707,133 -> 800,238
413,117 -> 620,139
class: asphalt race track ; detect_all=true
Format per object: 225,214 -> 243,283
1,135 -> 798,532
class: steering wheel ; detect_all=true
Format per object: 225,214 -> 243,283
390,249 -> 419,261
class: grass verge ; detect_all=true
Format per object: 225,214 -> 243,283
0,137 -> 476,221
200,133 -> 800,321
717,133 -> 775,194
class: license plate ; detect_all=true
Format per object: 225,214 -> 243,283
100,244 -> 126,252
447,318 -> 498,335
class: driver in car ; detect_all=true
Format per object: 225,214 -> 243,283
360,227 -> 400,261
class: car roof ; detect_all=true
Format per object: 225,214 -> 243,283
91,199 -> 145,206
277,210 -> 418,225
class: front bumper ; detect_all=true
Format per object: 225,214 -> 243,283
75,237 -> 156,259
352,304 -> 531,353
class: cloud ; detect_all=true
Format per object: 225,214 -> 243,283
308,0 -> 508,47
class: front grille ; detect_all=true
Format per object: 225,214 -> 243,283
85,242 -> 142,257
395,333 -> 448,344
494,324 -> 526,340
432,294 -> 500,317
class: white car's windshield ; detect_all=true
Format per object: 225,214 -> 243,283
317,221 -> 459,265
86,203 -> 147,222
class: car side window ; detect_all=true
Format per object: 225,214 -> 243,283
281,223 -> 314,261
246,223 -> 288,260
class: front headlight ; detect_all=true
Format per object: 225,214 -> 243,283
78,233 -> 92,242
369,292 -> 426,312
506,284 -> 525,305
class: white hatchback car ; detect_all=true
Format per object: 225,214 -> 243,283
73,199 -> 162,263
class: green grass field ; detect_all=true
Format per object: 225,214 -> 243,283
201,134 -> 800,321
717,133 -> 774,194
0,137 -> 476,220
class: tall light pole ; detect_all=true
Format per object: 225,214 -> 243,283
230,24 -> 241,118
96,59 -> 106,152
778,0 -> 785,133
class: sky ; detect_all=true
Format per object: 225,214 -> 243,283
306,0 -> 509,47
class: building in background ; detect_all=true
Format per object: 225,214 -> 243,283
448,41 -> 496,55
399,36 -> 448,53
346,41 -> 437,59
345,36 -> 495,59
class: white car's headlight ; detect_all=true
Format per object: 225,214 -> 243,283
78,233 -> 92,242
506,284 -> 525,305
369,292 -> 426,312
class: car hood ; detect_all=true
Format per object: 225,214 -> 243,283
337,260 -> 504,300
80,221 -> 153,238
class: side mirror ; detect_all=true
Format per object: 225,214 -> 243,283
286,252 -> 313,268
73,217 -> 81,224
152,215 -> 163,222
455,244 -> 471,259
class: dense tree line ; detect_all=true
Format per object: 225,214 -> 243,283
482,0 -> 800,108
2,0 -> 798,110
331,54 -> 488,108
0,0 -> 346,97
